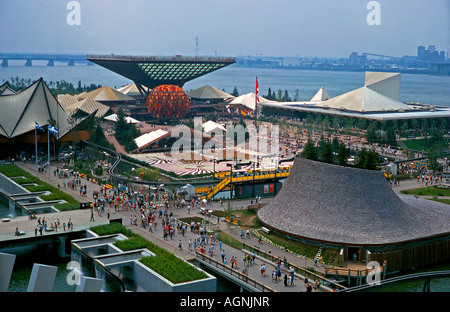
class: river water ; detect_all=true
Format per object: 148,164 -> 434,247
1,63 -> 449,106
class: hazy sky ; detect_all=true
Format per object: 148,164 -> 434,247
1,0 -> 449,58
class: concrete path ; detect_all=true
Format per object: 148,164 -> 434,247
2,160 -> 433,292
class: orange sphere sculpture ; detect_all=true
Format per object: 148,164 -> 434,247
146,84 -> 190,119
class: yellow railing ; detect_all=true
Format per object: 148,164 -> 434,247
206,176 -> 231,199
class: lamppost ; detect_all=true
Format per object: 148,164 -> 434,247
213,158 -> 219,184
252,161 -> 255,198
227,162 -> 233,199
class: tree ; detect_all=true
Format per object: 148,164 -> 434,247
135,167 -> 160,182
282,90 -> 291,102
319,140 -> 334,164
293,89 -> 300,101
276,89 -> 283,102
384,126 -> 396,146
302,139 -> 318,161
114,108 -> 140,152
366,121 -> 378,144
355,149 -> 379,170
337,143 -> 349,166
232,86 -> 239,97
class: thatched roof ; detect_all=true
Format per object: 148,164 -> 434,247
257,158 -> 450,246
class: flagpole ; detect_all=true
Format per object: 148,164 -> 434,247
48,125 -> 51,183
35,122 -> 38,176
255,77 -> 258,130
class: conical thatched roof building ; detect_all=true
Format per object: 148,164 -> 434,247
257,157 -> 450,271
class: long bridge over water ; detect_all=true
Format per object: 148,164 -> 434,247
0,53 -> 91,67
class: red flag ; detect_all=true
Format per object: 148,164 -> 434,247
255,77 -> 260,103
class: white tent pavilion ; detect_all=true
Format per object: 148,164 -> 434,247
133,129 -> 169,150
202,120 -> 227,134
227,92 -> 275,111
104,113 -> 140,124
187,85 -> 234,102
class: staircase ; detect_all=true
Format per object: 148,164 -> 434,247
206,176 -> 231,199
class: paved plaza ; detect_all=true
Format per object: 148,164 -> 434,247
0,160 -> 433,292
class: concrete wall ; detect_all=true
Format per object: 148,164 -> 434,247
128,260 -> 216,292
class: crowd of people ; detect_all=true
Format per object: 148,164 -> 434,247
32,216 -> 74,236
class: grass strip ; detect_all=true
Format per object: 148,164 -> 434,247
0,164 -> 80,211
90,223 -> 208,284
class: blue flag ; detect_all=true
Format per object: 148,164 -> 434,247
48,125 -> 59,135
35,122 -> 45,132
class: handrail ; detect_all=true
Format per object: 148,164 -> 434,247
86,54 -> 236,63
242,242 -> 347,290
325,266 -> 384,277
195,251 -> 276,292
207,177 -> 231,199
340,271 -> 450,292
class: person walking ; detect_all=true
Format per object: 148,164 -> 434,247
90,208 -> 95,222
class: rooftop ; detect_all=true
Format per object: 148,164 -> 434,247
87,54 -> 236,92
257,157 -> 450,246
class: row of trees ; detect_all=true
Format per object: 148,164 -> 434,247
4,76 -> 102,96
230,86 -> 301,102
302,136 -> 380,170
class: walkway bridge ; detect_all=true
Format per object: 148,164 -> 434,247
202,167 -> 292,200
0,53 -> 90,67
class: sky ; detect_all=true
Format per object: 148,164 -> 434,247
0,0 -> 449,58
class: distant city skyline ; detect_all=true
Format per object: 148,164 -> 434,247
0,0 -> 449,58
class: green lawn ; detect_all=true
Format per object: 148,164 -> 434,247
402,138 -> 428,151
90,223 -> 208,284
0,164 -> 80,211
400,186 -> 450,197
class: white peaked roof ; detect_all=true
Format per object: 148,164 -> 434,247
314,72 -> 410,112
227,92 -> 274,111
117,83 -> 149,97
134,129 -> 169,149
316,86 -> 411,112
79,86 -> 135,102
0,78 -> 72,139
104,113 -> 140,124
364,72 -> 401,101
310,87 -> 330,102
187,85 -> 234,100
202,120 -> 226,133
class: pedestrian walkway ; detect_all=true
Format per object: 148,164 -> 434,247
6,160 -> 432,292
115,206 -> 337,292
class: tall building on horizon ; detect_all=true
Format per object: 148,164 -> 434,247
417,45 -> 446,63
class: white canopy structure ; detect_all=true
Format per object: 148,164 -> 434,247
79,86 -> 135,103
0,78 -> 73,140
202,120 -> 226,134
117,83 -> 149,97
310,87 -> 330,102
133,129 -> 169,150
104,113 -> 140,124
259,71 -> 450,121
314,72 -> 409,112
187,85 -> 234,101
227,92 -> 275,111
